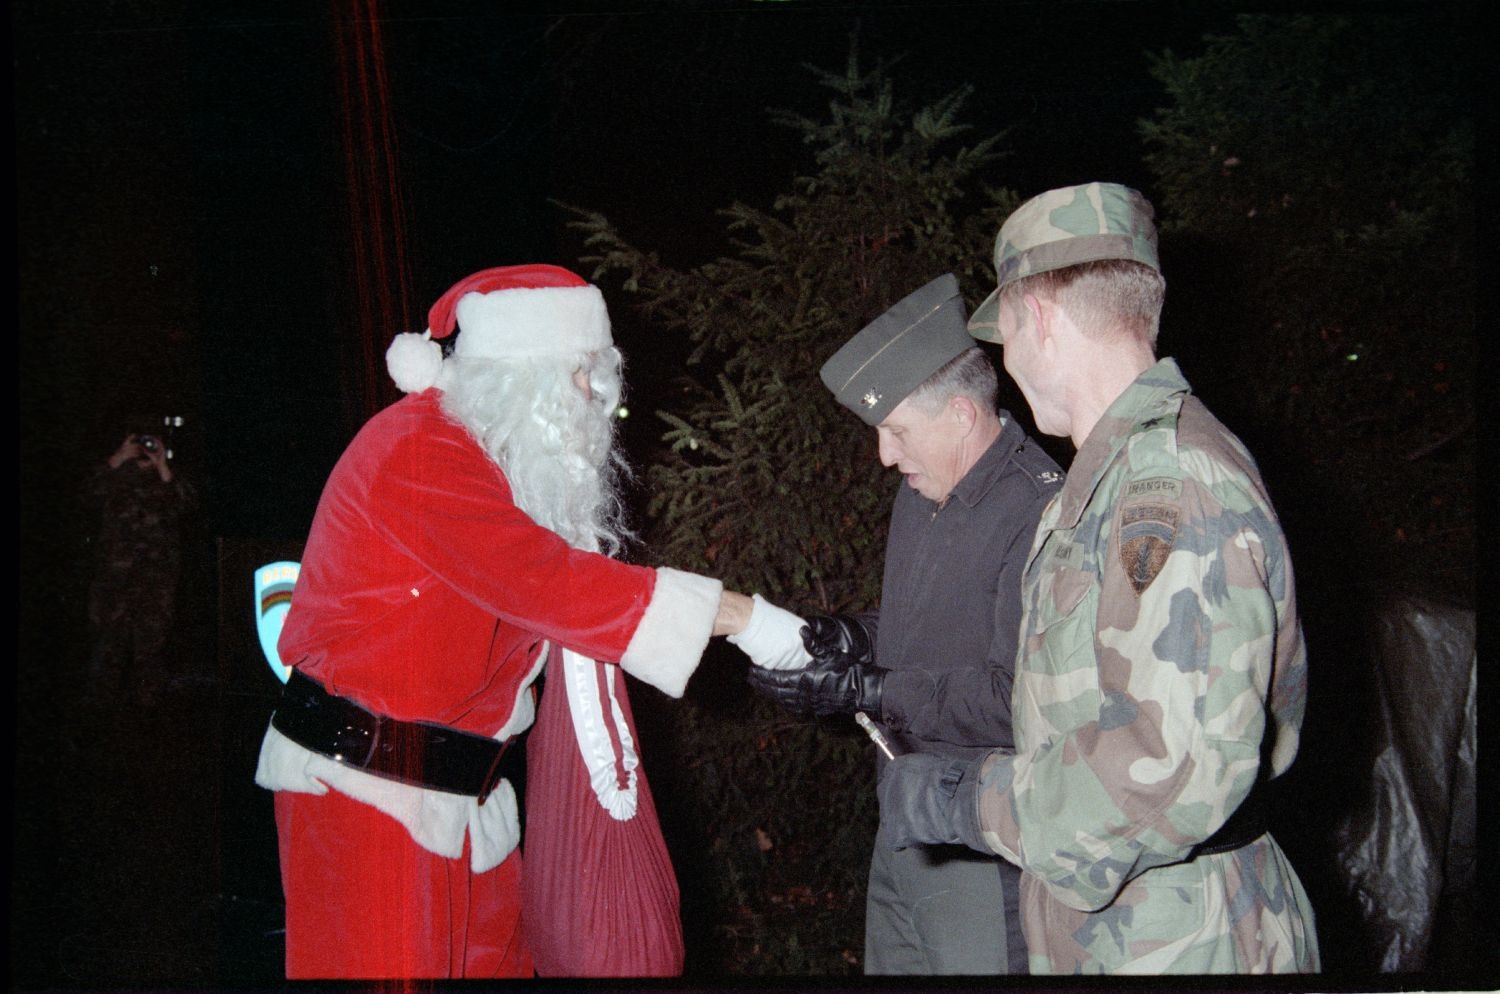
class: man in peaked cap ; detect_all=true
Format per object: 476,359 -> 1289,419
746,273 -> 1063,975
877,183 -> 1321,973
255,264 -> 809,979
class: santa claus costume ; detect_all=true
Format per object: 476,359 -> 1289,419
255,264 -> 724,978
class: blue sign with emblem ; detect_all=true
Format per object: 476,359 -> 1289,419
254,561 -> 300,683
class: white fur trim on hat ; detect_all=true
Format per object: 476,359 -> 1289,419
453,284 -> 611,361
386,330 -> 445,393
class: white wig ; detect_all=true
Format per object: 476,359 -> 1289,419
439,347 -> 632,556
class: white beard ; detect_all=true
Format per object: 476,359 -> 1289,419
438,350 -> 631,556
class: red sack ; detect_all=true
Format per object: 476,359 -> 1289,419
521,648 -> 685,976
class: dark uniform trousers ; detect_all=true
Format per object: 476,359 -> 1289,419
865,837 -> 1026,974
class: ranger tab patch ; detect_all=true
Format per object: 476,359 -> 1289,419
1119,477 -> 1180,594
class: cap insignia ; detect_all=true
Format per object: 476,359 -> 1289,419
861,390 -> 881,409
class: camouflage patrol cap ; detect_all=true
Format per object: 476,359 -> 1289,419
968,182 -> 1159,341
820,273 -> 972,426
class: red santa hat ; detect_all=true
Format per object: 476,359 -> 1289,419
386,264 -> 613,393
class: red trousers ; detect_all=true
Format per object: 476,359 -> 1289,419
274,788 -> 532,979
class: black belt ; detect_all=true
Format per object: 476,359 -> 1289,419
271,669 -> 520,804
1190,790 -> 1268,858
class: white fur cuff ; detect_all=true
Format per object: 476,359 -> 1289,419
619,567 -> 723,697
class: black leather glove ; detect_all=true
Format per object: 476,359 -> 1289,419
876,751 -> 989,852
745,650 -> 886,717
801,613 -> 877,667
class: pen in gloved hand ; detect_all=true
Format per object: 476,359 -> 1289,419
854,711 -> 898,760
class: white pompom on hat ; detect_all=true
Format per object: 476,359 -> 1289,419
385,330 -> 445,393
385,264 -> 613,393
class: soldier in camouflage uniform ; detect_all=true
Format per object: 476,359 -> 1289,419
876,182 -> 1320,974
85,430 -> 196,707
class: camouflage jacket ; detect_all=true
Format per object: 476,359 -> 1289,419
972,359 -> 1319,973
86,462 -> 196,585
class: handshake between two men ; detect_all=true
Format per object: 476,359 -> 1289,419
726,597 -> 974,854
731,598 -> 884,719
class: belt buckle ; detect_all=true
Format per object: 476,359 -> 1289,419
329,711 -> 380,768
476,741 -> 509,806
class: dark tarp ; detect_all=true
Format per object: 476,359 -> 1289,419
1331,596 -> 1476,973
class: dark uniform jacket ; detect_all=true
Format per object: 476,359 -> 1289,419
874,413 -> 1064,761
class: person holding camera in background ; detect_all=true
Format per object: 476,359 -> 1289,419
84,423 -> 196,708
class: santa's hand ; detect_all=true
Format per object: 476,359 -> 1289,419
727,594 -> 813,670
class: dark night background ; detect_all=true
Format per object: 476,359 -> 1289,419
14,1 -> 1484,991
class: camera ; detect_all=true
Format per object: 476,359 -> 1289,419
139,435 -> 161,453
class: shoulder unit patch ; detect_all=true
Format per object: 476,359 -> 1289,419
1118,478 -> 1180,594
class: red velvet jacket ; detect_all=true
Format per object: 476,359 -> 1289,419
278,389 -> 714,735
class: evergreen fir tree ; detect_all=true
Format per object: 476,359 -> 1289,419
570,45 -> 1016,613
1139,12 -> 1474,602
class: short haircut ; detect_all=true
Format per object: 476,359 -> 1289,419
906,346 -> 999,415
1001,259 -> 1165,347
